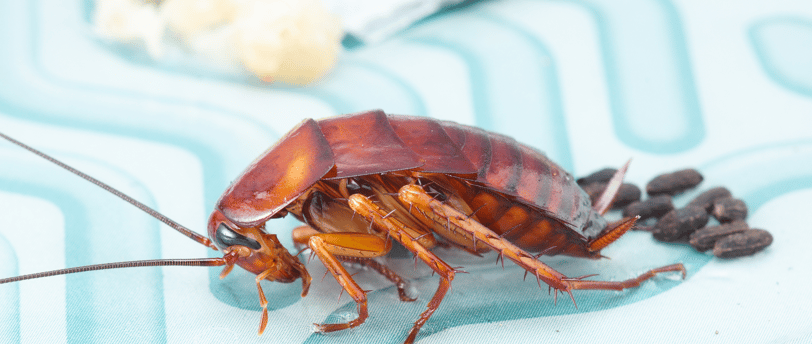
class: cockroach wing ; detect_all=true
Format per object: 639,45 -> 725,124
318,110 -> 424,179
217,118 -> 337,227
388,115 -> 478,178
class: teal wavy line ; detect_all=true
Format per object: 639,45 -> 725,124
749,17 -> 812,97
4,0 -> 443,321
570,0 -> 705,153
0,0 -> 275,208
475,12 -> 573,171
0,231 -> 20,343
292,60 -> 429,116
699,139 -> 812,211
406,37 -> 493,130
0,0 -> 299,316
0,154 -> 166,344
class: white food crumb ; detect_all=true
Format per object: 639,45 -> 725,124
93,0 -> 342,84
94,0 -> 167,58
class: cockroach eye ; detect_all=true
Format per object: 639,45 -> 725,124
214,223 -> 262,250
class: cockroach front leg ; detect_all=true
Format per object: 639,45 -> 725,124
398,185 -> 686,303
347,193 -> 458,344
292,225 -> 416,301
306,232 -> 392,332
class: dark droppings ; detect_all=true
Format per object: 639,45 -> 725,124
689,221 -> 749,252
646,169 -> 704,196
580,182 -> 606,202
686,187 -> 732,212
576,168 -> 617,186
652,206 -> 710,242
622,195 -> 674,221
582,182 -> 641,209
578,166 -> 771,258
713,229 -> 773,258
712,198 -> 748,223
613,184 -> 642,208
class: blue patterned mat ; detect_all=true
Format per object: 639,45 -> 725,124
1,1 -> 811,343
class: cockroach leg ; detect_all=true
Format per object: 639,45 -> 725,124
308,236 -> 371,332
562,263 -> 686,290
292,225 -> 320,248
342,257 -> 417,302
399,185 -> 568,289
466,203 -> 487,219
398,185 -> 686,305
255,268 -> 277,335
347,193 -> 456,344
499,223 -> 524,239
304,232 -> 392,332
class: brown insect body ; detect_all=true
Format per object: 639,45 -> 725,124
212,110 -> 604,253
0,110 -> 685,344
207,110 -> 683,343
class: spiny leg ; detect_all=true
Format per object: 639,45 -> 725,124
292,225 -> 415,302
348,193 -> 457,344
564,263 -> 686,290
398,184 -> 685,303
342,257 -> 417,302
307,232 -> 392,332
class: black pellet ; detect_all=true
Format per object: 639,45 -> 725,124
713,229 -> 772,258
622,195 -> 674,221
577,168 -> 617,186
686,187 -> 732,212
712,198 -> 748,223
614,184 -> 642,208
652,206 -> 710,242
689,220 -> 749,252
646,168 -> 704,196
581,182 -> 606,203
582,182 -> 641,209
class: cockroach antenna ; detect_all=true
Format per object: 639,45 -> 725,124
0,132 -> 215,249
0,131 -> 228,285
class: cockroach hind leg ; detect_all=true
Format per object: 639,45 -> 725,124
562,263 -> 687,293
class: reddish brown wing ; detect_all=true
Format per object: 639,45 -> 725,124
318,110 -> 424,179
217,119 -> 337,226
387,115 -> 478,178
217,110 -> 590,232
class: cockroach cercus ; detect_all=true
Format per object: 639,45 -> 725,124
0,110 -> 685,344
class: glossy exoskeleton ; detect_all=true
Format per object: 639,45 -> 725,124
0,110 -> 685,344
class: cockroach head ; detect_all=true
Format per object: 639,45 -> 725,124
207,210 -> 311,291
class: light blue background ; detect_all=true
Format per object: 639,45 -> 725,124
1,0 -> 811,343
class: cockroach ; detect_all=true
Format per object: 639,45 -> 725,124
0,110 -> 686,344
